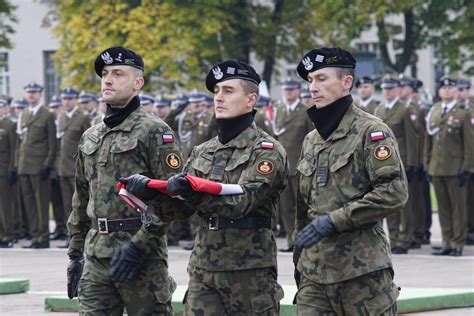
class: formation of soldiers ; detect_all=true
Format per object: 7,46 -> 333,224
0,72 -> 472,255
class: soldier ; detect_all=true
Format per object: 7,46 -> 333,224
48,96 -> 67,241
273,78 -> 314,252
139,93 -> 155,114
300,89 -> 313,108
457,79 -> 471,108
255,95 -> 274,135
294,47 -> 406,315
58,87 -> 91,248
355,76 -> 380,114
78,91 -> 101,124
374,75 -> 419,254
425,76 -> 470,256
158,59 -> 288,315
0,99 -> 17,248
18,81 -> 57,249
154,96 -> 172,119
66,46 -> 192,314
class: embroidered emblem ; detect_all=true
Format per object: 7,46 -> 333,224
315,54 -> 324,63
256,160 -> 274,175
166,153 -> 182,169
213,66 -> 223,80
101,51 -> 113,64
302,57 -> 313,71
374,145 -> 392,161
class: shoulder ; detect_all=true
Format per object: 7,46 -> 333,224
252,128 -> 287,161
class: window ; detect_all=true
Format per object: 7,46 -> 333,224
43,51 -> 60,103
0,52 -> 9,96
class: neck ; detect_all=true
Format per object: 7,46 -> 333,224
307,94 -> 352,140
216,110 -> 255,144
108,94 -> 136,109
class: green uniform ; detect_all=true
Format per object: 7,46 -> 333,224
67,102 -> 192,314
183,123 -> 288,315
18,106 -> 57,244
273,101 -> 314,246
50,113 -> 66,236
357,96 -> 380,114
58,108 -> 91,225
425,102 -> 470,250
374,100 -> 419,249
296,104 -> 406,314
0,117 -> 17,243
254,109 -> 273,136
467,105 -> 474,241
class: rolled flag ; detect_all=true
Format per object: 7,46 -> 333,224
116,182 -> 149,212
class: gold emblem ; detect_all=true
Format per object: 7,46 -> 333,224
256,160 -> 274,175
374,145 -> 392,161
166,153 -> 182,169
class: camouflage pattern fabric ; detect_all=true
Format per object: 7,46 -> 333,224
296,104 -> 408,284
184,266 -> 283,316
296,268 -> 399,315
78,256 -> 175,315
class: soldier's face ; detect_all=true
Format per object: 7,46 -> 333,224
282,88 -> 300,104
399,85 -> 413,100
213,79 -> 256,119
142,103 -> 154,113
357,84 -> 374,100
82,100 -> 97,112
382,87 -> 400,102
188,101 -> 207,114
101,65 -> 144,107
62,97 -> 77,112
458,88 -> 469,101
25,91 -> 42,105
155,106 -> 170,118
307,68 -> 353,109
439,85 -> 457,102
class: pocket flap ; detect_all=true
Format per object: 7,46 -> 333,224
330,153 -> 351,172
79,140 -> 100,155
154,276 -> 177,304
250,283 -> 284,313
110,138 -> 138,153
192,153 -> 213,174
297,157 -> 317,176
225,150 -> 251,171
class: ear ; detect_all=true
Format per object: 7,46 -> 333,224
343,75 -> 353,90
134,77 -> 145,91
247,93 -> 258,110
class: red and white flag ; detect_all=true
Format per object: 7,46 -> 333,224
370,131 -> 385,141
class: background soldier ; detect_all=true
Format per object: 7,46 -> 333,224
0,99 -> 17,248
78,91 -> 100,124
426,77 -> 470,256
355,76 -> 379,114
273,78 -> 314,252
294,47 -> 406,315
254,95 -> 274,135
374,75 -> 419,254
164,59 -> 288,315
18,81 -> 57,249
154,96 -> 172,119
300,89 -> 313,108
58,87 -> 90,248
139,93 -> 155,114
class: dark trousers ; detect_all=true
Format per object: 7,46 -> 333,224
20,175 -> 50,243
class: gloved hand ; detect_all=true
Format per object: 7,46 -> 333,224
295,214 -> 335,248
110,241 -> 143,282
119,174 -> 158,200
67,255 -> 84,299
40,166 -> 51,180
405,166 -> 416,182
167,173 -> 203,204
8,169 -> 18,185
458,170 -> 466,187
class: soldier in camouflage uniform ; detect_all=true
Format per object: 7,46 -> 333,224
294,47 -> 407,315
355,76 -> 380,114
165,59 -> 288,315
67,47 -> 193,315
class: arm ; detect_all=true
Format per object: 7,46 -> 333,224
404,107 -> 419,168
8,122 -> 17,173
44,112 -> 57,168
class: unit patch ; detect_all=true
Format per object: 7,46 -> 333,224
374,145 -> 392,161
256,160 -> 274,175
166,153 -> 182,169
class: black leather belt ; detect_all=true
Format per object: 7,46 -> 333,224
91,217 -> 142,234
199,216 -> 272,230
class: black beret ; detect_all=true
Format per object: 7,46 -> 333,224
95,46 -> 144,77
297,47 -> 356,81
439,76 -> 457,88
380,74 -> 400,89
457,79 -> 471,89
206,59 -> 261,92
355,76 -> 374,88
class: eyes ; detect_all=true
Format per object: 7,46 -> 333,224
102,70 -> 124,78
213,87 -> 234,95
308,75 -> 327,83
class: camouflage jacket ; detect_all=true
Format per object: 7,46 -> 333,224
184,122 -> 288,271
296,104 -> 408,284
67,105 -> 192,259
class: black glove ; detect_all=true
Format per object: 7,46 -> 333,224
110,241 -> 143,282
67,255 -> 84,299
8,169 -> 18,185
167,173 -> 203,204
458,170 -> 466,187
119,174 -> 158,200
405,166 -> 416,182
295,214 -> 335,248
416,166 -> 425,180
40,166 -> 51,180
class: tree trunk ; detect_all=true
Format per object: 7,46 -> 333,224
262,0 -> 284,91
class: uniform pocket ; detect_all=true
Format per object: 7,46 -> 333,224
250,282 -> 284,313
364,278 -> 399,314
154,275 -> 177,304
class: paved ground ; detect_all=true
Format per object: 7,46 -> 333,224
1,213 -> 473,315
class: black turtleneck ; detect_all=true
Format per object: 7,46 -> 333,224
306,95 -> 353,140
103,96 -> 141,128
215,110 -> 256,144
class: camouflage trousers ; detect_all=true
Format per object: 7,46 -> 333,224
296,268 -> 399,316
78,256 -> 176,315
184,266 -> 284,315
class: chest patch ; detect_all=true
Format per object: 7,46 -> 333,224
374,145 -> 392,161
256,160 -> 274,175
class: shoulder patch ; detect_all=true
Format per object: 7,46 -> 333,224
370,131 -> 385,141
162,133 -> 174,143
166,153 -> 182,169
256,160 -> 274,175
374,145 -> 392,161
260,141 -> 274,149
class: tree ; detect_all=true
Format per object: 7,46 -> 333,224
0,0 -> 17,49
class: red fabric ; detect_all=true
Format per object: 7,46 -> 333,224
146,179 -> 175,197
185,175 -> 222,195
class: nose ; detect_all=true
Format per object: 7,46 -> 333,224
309,81 -> 318,93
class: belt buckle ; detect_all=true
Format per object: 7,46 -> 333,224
208,217 -> 219,231
97,218 -> 109,234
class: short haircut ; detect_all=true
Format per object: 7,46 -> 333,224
241,80 -> 259,97
133,68 -> 144,78
335,68 -> 355,91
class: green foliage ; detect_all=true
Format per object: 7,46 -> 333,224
0,0 -> 17,49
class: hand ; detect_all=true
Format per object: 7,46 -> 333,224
295,214 -> 335,248
110,241 -> 143,282
405,166 -> 416,182
8,170 -> 18,185
167,173 -> 203,204
458,170 -> 466,187
119,174 -> 158,200
40,166 -> 51,180
67,255 -> 84,299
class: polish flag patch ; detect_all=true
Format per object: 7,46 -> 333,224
162,134 -> 174,143
370,131 -> 385,141
261,141 -> 274,149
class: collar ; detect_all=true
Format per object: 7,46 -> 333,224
65,106 -> 78,119
216,110 -> 255,144
285,98 -> 300,112
441,100 -> 457,112
29,104 -> 42,116
103,96 -> 141,128
385,97 -> 399,110
360,95 -> 375,107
